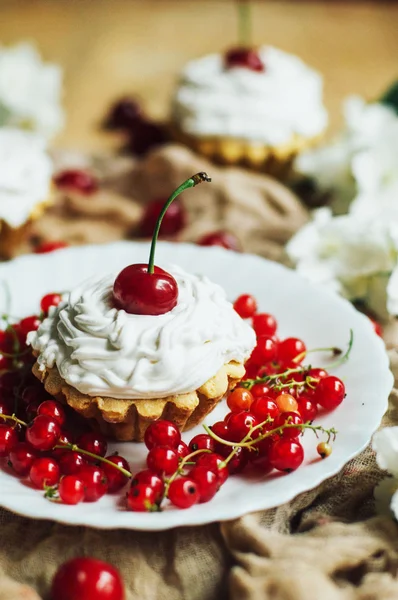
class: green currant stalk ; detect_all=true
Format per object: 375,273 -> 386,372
292,345 -> 342,365
238,0 -> 252,47
147,172 -> 211,274
53,443 -> 132,479
162,448 -> 212,500
0,413 -> 28,428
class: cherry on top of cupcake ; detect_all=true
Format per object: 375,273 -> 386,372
224,0 -> 264,72
112,172 -> 212,317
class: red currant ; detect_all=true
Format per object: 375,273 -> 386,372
50,557 -> 124,600
251,383 -> 273,398
168,477 -> 199,509
29,457 -> 60,489
18,315 -> 41,337
79,465 -> 108,502
102,455 -> 130,493
190,466 -> 219,502
140,199 -> 186,237
144,420 -> 181,450
224,47 -> 265,72
59,451 -> 86,475
188,434 -> 215,454
226,446 -> 248,474
228,411 -> 259,442
297,395 -> 318,422
277,338 -> 306,365
26,415 -> 61,451
131,469 -> 164,503
269,439 -> 304,472
250,437 -> 274,473
252,313 -> 277,337
147,446 -> 178,475
197,231 -> 240,251
250,397 -> 279,422
52,430 -> 75,459
250,336 -> 278,365
315,376 -> 346,410
176,441 -> 189,459
58,475 -> 85,505
127,483 -> 157,512
308,368 -> 328,380
276,411 -> 303,439
54,169 -> 98,195
37,400 -> 66,427
196,453 -> 228,485
0,425 -> 19,457
8,442 -> 37,475
40,293 -> 62,315
227,388 -> 254,412
233,294 -> 257,319
78,431 -> 107,458
275,393 -> 299,414
34,241 -> 69,254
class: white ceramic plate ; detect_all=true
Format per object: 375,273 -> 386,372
0,241 -> 393,530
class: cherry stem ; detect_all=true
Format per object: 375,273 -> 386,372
0,413 -> 28,428
147,172 -> 211,274
54,443 -> 132,479
238,0 -> 251,47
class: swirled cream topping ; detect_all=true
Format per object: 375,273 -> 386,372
29,266 -> 256,399
172,46 -> 328,145
0,127 -> 52,228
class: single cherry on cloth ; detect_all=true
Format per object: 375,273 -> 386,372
54,169 -> 98,195
197,231 -> 240,251
113,172 -> 211,316
50,557 -> 125,600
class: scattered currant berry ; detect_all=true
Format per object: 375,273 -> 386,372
297,396 -> 318,423
102,455 -> 130,493
277,338 -> 306,365
140,199 -> 186,237
144,420 -> 181,450
211,420 -> 230,440
59,451 -> 87,475
26,415 -> 61,451
233,294 -> 257,319
176,441 -> 189,459
127,483 -> 157,512
226,446 -> 248,474
196,453 -> 228,485
78,431 -> 108,458
252,313 -> 277,337
168,477 -> 199,509
224,47 -> 265,72
58,475 -> 85,505
317,441 -> 332,459
188,434 -> 215,453
250,397 -> 279,422
37,400 -> 66,427
146,446 -> 179,476
18,315 -> 41,337
40,293 -> 62,315
0,424 -> 18,457
275,393 -> 299,414
269,439 -> 304,472
228,411 -> 259,442
50,556 -> 124,600
197,231 -> 240,251
190,466 -> 219,502
54,170 -> 98,195
34,241 -> 69,254
29,457 -> 60,489
315,376 -> 346,410
250,336 -> 278,365
79,465 -> 108,502
227,388 -> 254,412
8,442 -> 37,475
276,412 -> 303,439
131,469 -> 165,503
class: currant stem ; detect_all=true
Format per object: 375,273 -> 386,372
147,172 -> 211,274
0,413 -> 28,428
238,0 -> 252,46
163,448 -> 212,500
54,443 -> 132,479
293,346 -> 342,364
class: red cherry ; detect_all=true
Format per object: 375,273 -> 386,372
79,465 -> 108,502
18,315 -> 41,337
176,441 -> 189,459
224,47 -> 265,72
29,457 -> 60,489
168,477 -> 199,509
228,411 -> 259,442
250,336 -> 278,365
78,431 -> 108,458
277,338 -> 306,366
252,313 -> 277,337
315,376 -> 346,410
144,420 -> 181,450
127,483 -> 157,512
190,466 -> 219,502
269,439 -> 304,472
40,293 -> 62,315
113,264 -> 178,316
233,294 -> 257,319
54,169 -> 98,195
196,453 -> 228,485
102,455 -> 130,493
59,451 -> 87,475
140,199 -> 186,237
0,424 -> 18,457
50,557 -> 124,600
34,241 -> 69,254
188,434 -> 215,454
26,415 -> 61,451
131,469 -> 165,503
37,400 -> 66,427
250,396 -> 279,422
197,231 -> 240,251
58,475 -> 85,505
106,97 -> 142,130
147,446 -> 179,475
276,411 -> 303,439
9,442 -> 37,475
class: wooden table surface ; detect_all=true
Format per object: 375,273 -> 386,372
1,0 -> 398,152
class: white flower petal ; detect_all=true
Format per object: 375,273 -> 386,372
372,428 -> 398,477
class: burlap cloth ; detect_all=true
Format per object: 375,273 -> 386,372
2,144 -> 398,599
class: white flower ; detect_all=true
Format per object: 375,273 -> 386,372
372,428 -> 398,520
0,42 -> 64,139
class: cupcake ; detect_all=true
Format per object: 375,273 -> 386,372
0,127 -> 53,258
28,173 -> 256,441
171,46 -> 328,177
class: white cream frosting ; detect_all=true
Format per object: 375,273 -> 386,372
29,265 -> 256,400
0,127 -> 53,228
172,46 -> 328,145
